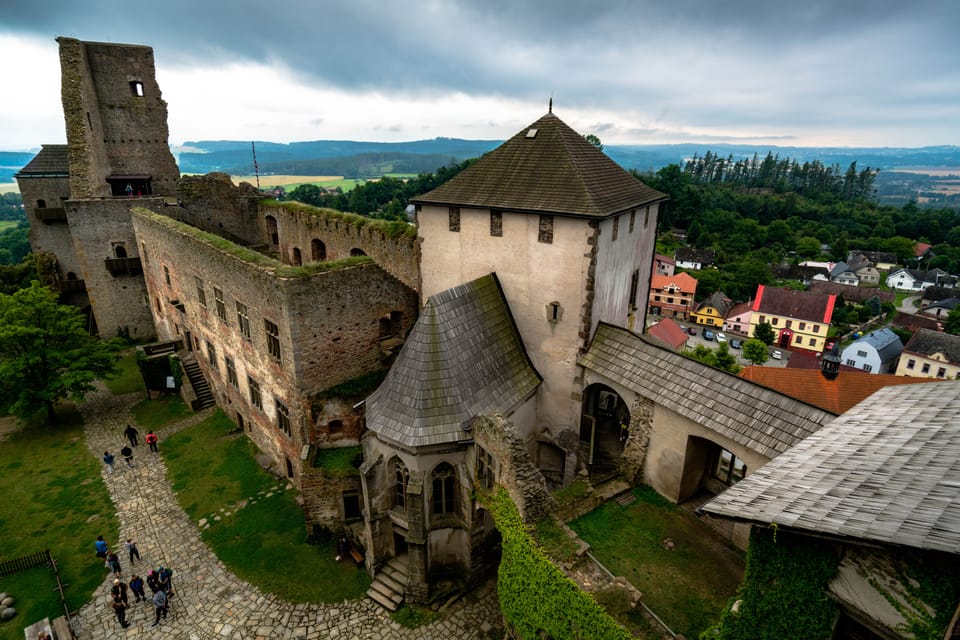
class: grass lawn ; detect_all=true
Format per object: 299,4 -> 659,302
569,486 -> 744,639
104,350 -> 146,395
0,220 -> 18,233
0,407 -> 118,640
163,411 -> 370,602
130,394 -> 191,431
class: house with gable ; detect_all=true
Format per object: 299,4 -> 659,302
748,285 -> 836,353
702,382 -> 960,640
884,267 -> 954,291
723,300 -> 753,336
843,253 -> 881,286
690,291 -> 733,328
646,317 -> 688,351
653,253 -> 675,276
839,327 -> 903,374
850,249 -> 898,272
675,246 -> 715,270
647,272 -> 697,320
919,296 -> 960,320
829,262 -> 860,287
895,328 -> 960,379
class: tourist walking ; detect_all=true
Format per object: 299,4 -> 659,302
126,538 -> 141,564
110,578 -> 129,606
102,450 -> 115,474
158,565 -> 174,596
151,588 -> 168,627
94,535 -> 108,560
123,424 -> 139,447
107,551 -> 121,576
129,574 -> 146,602
146,430 -> 158,452
146,569 -> 160,594
111,597 -> 130,629
120,444 -> 134,468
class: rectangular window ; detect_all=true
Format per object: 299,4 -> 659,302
248,376 -> 262,410
225,356 -> 238,387
857,350 -> 868,357
195,276 -> 206,308
629,210 -> 636,233
809,337 -> 816,346
922,363 -> 931,374
275,398 -> 290,435
163,265 -> 171,286
937,367 -> 947,378
611,216 -> 619,242
629,270 -> 639,309
846,359 -> 857,366
714,448 -> 746,485
786,320 -> 793,329
907,359 -> 916,369
214,287 -> 227,322
644,206 -> 650,227
538,215 -> 554,244
759,316 -> 766,324
799,322 -> 806,331
813,325 -> 820,333
772,318 -> 778,326
490,210 -> 503,237
477,447 -> 496,491
448,207 -> 460,232
794,335 -> 802,344
236,301 -> 250,339
206,340 -> 218,370
265,319 -> 281,361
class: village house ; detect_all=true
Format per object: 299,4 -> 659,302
895,328 -> 960,379
674,246 -> 715,270
653,253 -> 675,276
722,300 -> 753,336
748,284 -> 836,354
690,291 -> 733,328
647,272 -> 697,320
838,327 -> 904,374
646,317 -> 689,351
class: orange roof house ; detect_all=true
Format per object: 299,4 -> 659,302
646,317 -> 688,351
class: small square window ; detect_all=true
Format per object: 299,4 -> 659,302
937,367 -> 947,378
906,359 -> 916,369
922,363 -> 931,374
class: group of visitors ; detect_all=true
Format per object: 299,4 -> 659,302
102,425 -> 160,475
96,533 -> 175,628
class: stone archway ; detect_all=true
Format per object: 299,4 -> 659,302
580,383 -> 630,483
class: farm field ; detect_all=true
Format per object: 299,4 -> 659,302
0,182 -> 18,193
230,174 -> 365,192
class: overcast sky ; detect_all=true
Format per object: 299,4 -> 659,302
2,0 -> 959,151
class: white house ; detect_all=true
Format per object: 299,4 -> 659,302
840,328 -> 904,374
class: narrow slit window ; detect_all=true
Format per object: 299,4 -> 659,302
130,81 -> 144,97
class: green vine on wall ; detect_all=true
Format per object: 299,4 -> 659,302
700,527 -> 839,640
866,554 -> 960,640
483,487 -> 632,640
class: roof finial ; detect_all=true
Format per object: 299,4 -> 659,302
548,96 -> 552,114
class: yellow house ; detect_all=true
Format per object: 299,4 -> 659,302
747,285 -> 836,353
690,291 -> 732,328
895,329 -> 960,379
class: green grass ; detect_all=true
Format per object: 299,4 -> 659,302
569,486 -> 744,639
104,350 -> 146,395
312,446 -> 362,472
163,411 -> 370,602
0,220 -> 18,233
130,395 -> 191,431
0,406 -> 118,640
391,604 -> 440,628
534,517 -> 581,565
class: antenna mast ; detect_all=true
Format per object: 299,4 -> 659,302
251,141 -> 261,191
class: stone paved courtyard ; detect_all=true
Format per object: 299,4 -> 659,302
73,388 -> 503,639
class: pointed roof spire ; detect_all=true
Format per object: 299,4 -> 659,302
548,97 -> 552,113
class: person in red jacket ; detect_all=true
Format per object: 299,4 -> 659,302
145,431 -> 159,453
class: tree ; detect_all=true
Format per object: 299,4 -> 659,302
583,134 -> 604,151
0,282 -> 121,422
945,307 -> 960,336
753,322 -> 775,345
742,339 -> 769,365
713,342 -> 740,373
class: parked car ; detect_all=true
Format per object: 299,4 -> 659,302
716,332 -> 727,343
730,339 -> 742,349
703,329 -> 715,341
687,326 -> 698,336
771,350 -> 783,360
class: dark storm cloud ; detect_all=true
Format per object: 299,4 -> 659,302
4,0 -> 960,144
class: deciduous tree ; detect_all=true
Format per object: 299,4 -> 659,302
742,339 -> 769,365
0,282 -> 120,422
753,322 -> 776,345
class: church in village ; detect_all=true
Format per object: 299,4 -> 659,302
18,37 -> 960,639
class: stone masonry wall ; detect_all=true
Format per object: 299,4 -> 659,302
67,197 -> 158,339
260,202 -> 420,294
19,176 -> 82,277
176,173 -> 263,244
58,38 -> 179,198
301,468 -> 362,534
473,414 -> 555,524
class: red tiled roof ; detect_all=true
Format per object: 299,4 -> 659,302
646,317 -> 688,351
725,300 -> 753,319
650,272 -> 697,294
752,284 -> 836,323
739,366 -> 940,414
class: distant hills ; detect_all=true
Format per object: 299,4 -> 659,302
4,140 -> 959,189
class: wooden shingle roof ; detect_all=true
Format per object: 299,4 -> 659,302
411,112 -> 666,218
365,273 -> 541,448
579,323 -> 834,458
903,328 -> 960,364
703,382 -> 960,554
15,144 -> 69,177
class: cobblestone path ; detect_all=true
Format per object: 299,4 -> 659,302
73,388 -> 502,639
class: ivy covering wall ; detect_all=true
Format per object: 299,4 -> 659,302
701,527 -> 839,640
485,488 -> 632,640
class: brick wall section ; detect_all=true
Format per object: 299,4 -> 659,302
176,173 -> 263,244
67,197 -> 158,339
300,467 -> 362,533
19,176 -> 82,277
132,208 -> 418,482
473,414 -> 555,524
260,202 -> 420,294
58,37 -> 179,199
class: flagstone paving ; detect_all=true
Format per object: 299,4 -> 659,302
74,388 -> 502,639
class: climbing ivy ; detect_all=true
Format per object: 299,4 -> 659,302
700,527 -> 839,640
484,487 -> 632,640
867,553 -> 960,640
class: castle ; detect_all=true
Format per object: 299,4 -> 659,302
22,38 -> 960,639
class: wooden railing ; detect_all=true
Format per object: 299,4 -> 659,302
104,256 -> 143,276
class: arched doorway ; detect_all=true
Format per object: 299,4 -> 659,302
778,328 -> 793,348
580,383 -> 630,483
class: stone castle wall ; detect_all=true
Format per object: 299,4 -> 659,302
19,176 -> 82,277
176,173 -> 263,244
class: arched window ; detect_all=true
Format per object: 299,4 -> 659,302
311,239 -> 326,261
265,215 -> 279,245
431,463 -> 456,516
350,248 -> 366,257
114,245 -> 127,259
292,247 -> 302,265
394,458 -> 409,509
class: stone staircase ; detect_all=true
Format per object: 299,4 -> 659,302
366,555 -> 408,611
181,359 -> 215,410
